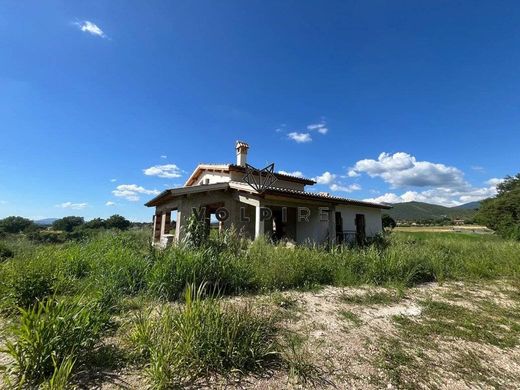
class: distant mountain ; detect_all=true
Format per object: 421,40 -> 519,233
386,201 -> 480,221
34,218 -> 58,226
452,200 -> 482,210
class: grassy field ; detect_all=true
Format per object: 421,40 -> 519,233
0,230 -> 519,388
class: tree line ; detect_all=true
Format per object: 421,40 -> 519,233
0,215 -> 136,243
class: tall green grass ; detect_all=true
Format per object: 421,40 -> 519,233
3,297 -> 110,387
0,230 -> 519,387
127,284 -> 277,388
1,230 -> 519,313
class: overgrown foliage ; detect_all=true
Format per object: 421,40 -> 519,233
0,216 -> 35,234
476,173 -> 520,240
0,229 -> 519,387
3,297 -> 110,387
127,284 -> 277,388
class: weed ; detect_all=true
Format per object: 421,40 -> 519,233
393,299 -> 520,348
3,297 -> 109,387
378,337 -> 416,389
127,283 -> 278,388
338,310 -> 362,326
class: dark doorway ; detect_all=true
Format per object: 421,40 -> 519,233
272,209 -> 286,241
335,211 -> 343,243
355,214 -> 366,245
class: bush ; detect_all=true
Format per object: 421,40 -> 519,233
128,284 -> 277,388
0,242 -> 14,261
3,262 -> 58,309
4,297 -> 110,386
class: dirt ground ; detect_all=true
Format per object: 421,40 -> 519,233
2,281 -> 519,389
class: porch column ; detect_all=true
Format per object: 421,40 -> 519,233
153,213 -> 161,243
255,203 -> 264,239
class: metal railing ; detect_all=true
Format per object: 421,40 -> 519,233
336,230 -> 357,244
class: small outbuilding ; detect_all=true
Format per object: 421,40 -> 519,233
145,141 -> 390,246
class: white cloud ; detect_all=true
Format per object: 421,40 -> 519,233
143,164 -> 182,179
160,155 -> 167,159
364,182 -> 500,207
313,171 -> 360,193
74,21 -> 107,38
347,169 -> 360,178
105,201 -> 116,206
486,177 -> 504,187
56,202 -> 88,210
307,122 -> 328,134
288,132 -> 312,143
314,171 -> 336,185
112,184 -> 160,202
278,170 -> 304,178
330,183 -> 361,192
110,178 -> 117,183
349,152 -> 467,189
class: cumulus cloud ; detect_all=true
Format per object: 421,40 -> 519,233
330,183 -> 361,193
74,20 -> 107,38
143,164 -> 182,179
112,184 -> 160,202
160,155 -> 167,159
349,152 -> 467,189
314,171 -> 336,185
313,171 -> 360,193
486,177 -> 504,187
56,202 -> 88,210
288,132 -> 312,143
278,170 -> 304,178
307,122 -> 328,134
364,180 -> 501,206
105,201 -> 116,206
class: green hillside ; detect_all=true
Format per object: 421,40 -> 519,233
386,201 -> 479,222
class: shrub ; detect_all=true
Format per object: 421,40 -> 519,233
3,297 -> 109,386
128,284 -> 277,388
0,242 -> 14,261
4,264 -> 57,309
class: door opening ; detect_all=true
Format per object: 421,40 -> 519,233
355,214 -> 366,245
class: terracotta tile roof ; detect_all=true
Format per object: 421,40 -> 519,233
228,181 -> 391,209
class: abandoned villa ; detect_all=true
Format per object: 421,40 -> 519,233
145,141 -> 390,246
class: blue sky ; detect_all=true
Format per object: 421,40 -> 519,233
1,1 -> 519,221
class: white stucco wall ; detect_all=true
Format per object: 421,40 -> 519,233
295,206 -> 330,244
336,205 -> 383,237
195,172 -> 231,185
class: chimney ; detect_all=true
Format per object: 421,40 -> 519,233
235,141 -> 249,167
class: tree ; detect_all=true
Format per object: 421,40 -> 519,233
0,216 -> 35,234
84,218 -> 106,230
105,214 -> 131,230
52,216 -> 85,232
382,214 -> 397,229
476,174 -> 520,240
